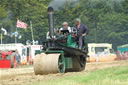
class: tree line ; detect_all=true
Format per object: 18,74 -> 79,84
0,0 -> 128,50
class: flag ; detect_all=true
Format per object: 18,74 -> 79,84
16,20 -> 27,29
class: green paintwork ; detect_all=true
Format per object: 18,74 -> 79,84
35,50 -> 42,55
65,57 -> 72,68
67,34 -> 77,48
56,34 -> 77,48
117,44 -> 128,54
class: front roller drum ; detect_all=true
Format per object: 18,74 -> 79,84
34,53 -> 65,75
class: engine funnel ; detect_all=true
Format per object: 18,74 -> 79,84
48,7 -> 54,39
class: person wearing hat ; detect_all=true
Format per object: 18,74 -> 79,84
75,18 -> 89,49
59,22 -> 71,34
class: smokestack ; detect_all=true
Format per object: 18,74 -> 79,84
48,7 -> 54,39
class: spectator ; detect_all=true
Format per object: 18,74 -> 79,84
15,49 -> 21,64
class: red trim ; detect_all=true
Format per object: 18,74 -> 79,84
13,56 -> 16,68
0,60 -> 11,68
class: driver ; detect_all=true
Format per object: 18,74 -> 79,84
59,22 -> 71,34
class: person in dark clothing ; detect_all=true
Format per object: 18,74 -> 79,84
75,18 -> 89,49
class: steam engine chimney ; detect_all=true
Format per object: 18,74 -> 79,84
48,7 -> 54,39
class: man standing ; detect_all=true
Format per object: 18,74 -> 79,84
75,18 -> 89,49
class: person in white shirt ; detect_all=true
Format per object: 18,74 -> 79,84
59,22 -> 71,34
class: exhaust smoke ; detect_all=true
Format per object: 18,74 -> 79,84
48,0 -> 80,10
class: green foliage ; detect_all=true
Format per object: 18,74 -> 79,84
0,6 -> 7,20
55,0 -> 128,49
30,65 -> 128,85
0,0 -> 50,44
0,0 -> 127,49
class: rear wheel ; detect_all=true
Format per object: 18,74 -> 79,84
65,56 -> 86,72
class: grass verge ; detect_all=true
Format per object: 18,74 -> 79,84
29,65 -> 128,85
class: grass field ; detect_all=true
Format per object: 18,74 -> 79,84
30,65 -> 128,85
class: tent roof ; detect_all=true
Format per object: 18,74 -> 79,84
118,44 -> 128,48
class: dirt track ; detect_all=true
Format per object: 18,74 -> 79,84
0,60 -> 128,85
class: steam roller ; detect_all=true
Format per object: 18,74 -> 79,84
34,7 -> 88,75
